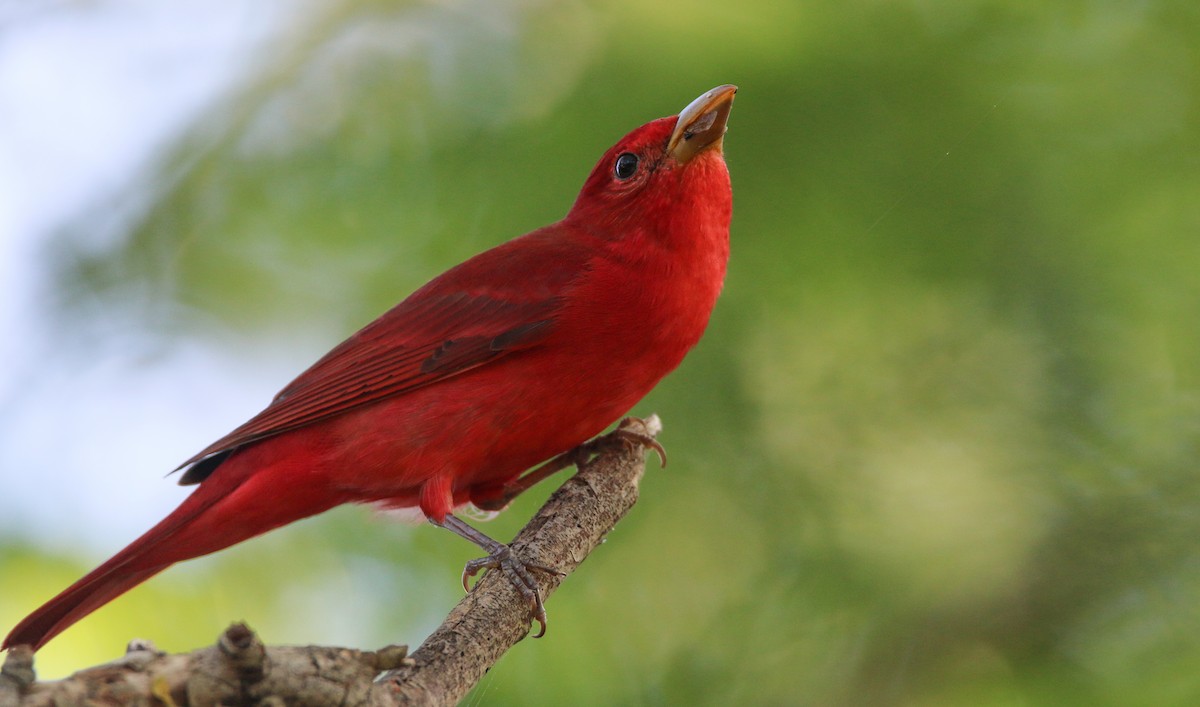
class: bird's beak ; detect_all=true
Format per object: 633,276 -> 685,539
668,84 -> 738,164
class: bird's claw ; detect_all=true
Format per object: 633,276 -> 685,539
580,416 -> 667,468
612,427 -> 667,468
461,545 -> 563,638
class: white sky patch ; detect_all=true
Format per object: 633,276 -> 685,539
0,0 -> 299,553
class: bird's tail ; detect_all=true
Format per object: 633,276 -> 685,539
3,454 -> 341,651
4,563 -> 167,652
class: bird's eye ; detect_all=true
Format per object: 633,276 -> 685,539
614,152 -> 639,180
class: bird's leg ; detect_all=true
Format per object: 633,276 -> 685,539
472,416 -> 666,512
470,453 -> 578,512
432,513 -> 563,638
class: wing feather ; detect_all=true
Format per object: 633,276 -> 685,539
177,224 -> 594,478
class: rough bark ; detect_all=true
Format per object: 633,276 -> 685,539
0,416 -> 660,707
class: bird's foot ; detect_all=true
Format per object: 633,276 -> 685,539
461,546 -> 564,638
436,513 -> 564,637
576,415 -> 667,469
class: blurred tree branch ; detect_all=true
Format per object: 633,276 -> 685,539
0,417 -> 660,707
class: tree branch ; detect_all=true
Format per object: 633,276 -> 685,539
1,416 -> 660,707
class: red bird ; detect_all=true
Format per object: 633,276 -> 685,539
4,84 -> 736,651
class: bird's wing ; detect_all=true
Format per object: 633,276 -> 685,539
177,226 -> 590,478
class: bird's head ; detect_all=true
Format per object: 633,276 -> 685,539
567,85 -> 737,237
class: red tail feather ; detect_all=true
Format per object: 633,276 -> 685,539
4,565 -> 165,651
4,452 -> 341,650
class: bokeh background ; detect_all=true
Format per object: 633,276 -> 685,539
2,0 -> 1199,703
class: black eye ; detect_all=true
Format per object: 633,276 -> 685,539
614,152 -> 639,180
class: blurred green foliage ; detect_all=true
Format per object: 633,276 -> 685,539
4,0 -> 1200,703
